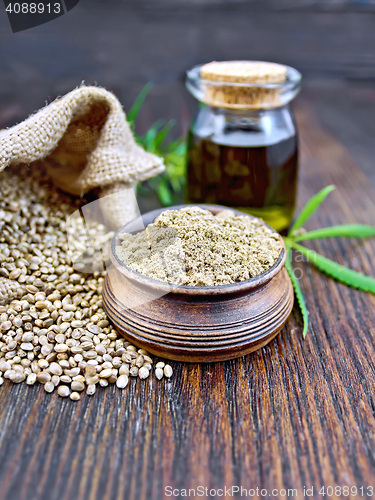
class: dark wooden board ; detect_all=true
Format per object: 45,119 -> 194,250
0,101 -> 375,499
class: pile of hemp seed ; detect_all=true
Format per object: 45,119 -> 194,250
0,165 -> 172,401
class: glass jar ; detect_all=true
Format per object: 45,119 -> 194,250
185,63 -> 302,232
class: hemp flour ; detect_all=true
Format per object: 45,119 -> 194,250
116,207 -> 282,287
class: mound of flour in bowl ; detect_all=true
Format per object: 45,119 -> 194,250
116,207 -> 282,286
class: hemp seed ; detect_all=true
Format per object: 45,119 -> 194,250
58,386 -> 70,397
70,392 -> 80,401
164,365 -> 173,378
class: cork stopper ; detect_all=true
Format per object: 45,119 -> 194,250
200,61 -> 288,109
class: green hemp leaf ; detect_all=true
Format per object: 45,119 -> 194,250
127,84 -> 187,207
285,186 -> 375,337
285,248 -> 309,338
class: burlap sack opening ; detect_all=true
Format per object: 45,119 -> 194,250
0,85 -> 164,229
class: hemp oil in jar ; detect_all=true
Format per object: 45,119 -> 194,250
185,61 -> 302,232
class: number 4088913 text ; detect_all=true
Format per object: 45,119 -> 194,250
5,3 -> 61,14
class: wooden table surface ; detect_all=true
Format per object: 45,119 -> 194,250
0,100 -> 375,500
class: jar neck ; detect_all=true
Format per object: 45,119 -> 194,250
204,103 -> 290,116
192,103 -> 296,147
200,103 -> 292,133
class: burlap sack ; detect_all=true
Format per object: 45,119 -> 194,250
0,85 -> 164,228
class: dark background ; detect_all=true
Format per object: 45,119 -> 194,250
1,0 -> 375,182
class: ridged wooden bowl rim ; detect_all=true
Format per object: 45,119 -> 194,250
110,204 -> 286,296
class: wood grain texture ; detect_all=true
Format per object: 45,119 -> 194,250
0,100 -> 375,499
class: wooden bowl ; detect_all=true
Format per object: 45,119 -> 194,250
102,205 -> 294,362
